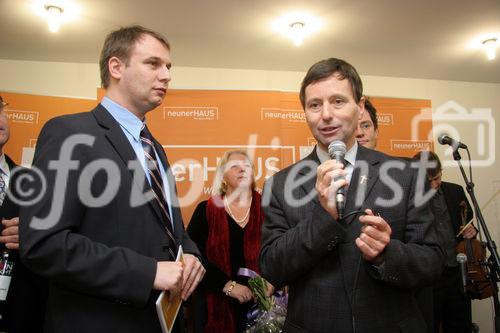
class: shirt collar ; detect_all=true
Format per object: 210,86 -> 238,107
101,96 -> 145,142
316,141 -> 358,166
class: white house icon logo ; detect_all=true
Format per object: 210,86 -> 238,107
411,100 -> 495,167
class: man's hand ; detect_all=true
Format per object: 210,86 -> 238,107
316,160 -> 348,220
153,261 -> 184,293
461,224 -> 477,240
181,254 -> 205,301
0,218 -> 19,250
355,209 -> 392,264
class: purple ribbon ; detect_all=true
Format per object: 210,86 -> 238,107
237,267 -> 260,279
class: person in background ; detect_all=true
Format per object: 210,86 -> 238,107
19,26 -> 204,333
259,57 -> 443,333
413,150 -> 475,333
356,96 -> 378,149
188,150 -> 269,333
0,94 -> 47,332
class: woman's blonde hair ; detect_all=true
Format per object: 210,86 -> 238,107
212,150 -> 256,195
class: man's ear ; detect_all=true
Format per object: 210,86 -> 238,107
108,56 -> 124,81
357,96 -> 366,120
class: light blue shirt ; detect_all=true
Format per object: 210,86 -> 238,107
101,97 -> 174,230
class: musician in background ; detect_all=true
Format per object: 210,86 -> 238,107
413,150 -> 476,333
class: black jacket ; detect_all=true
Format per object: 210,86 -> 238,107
0,154 -> 47,332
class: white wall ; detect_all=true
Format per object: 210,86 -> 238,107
1,58 -> 499,332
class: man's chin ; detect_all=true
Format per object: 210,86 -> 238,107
149,99 -> 164,110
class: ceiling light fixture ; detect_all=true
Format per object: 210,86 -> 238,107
482,37 -> 498,60
290,22 -> 305,46
272,12 -> 322,47
45,4 -> 63,32
31,1 -> 80,33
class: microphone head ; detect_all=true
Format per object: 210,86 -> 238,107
437,133 -> 449,145
328,140 -> 347,160
456,253 -> 467,263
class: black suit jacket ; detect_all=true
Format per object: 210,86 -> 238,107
0,155 -> 47,332
19,105 -> 201,333
260,146 -> 444,333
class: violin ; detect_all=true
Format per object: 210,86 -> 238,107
455,201 -> 493,300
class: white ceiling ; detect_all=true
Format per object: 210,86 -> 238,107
1,0 -> 499,83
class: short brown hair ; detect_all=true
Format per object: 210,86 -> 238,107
364,97 -> 378,130
299,58 -> 363,109
413,150 -> 442,178
99,25 -> 170,88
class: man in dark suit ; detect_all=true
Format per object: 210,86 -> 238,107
19,26 -> 205,333
260,58 -> 444,333
0,94 -> 47,332
414,150 -> 475,333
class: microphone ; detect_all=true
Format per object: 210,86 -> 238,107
328,140 -> 347,220
456,253 -> 468,295
438,134 -> 467,149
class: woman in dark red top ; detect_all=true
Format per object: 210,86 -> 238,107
188,150 -> 268,333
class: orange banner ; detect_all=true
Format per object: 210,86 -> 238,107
2,90 -> 432,224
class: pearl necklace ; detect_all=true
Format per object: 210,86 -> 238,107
224,195 -> 252,224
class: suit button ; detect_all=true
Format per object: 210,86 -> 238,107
327,240 -> 338,251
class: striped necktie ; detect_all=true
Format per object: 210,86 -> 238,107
140,125 -> 176,252
0,172 -> 6,206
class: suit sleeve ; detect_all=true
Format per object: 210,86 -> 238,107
374,165 -> 445,288
19,118 -> 157,306
259,176 -> 347,288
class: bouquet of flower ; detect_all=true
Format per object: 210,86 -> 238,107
244,277 -> 287,333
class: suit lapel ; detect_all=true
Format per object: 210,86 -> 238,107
344,146 -> 381,224
298,149 -> 320,208
92,106 -> 175,248
92,105 -> 138,170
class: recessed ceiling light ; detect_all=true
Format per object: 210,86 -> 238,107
289,22 -> 305,46
45,5 -> 63,32
272,12 -> 322,47
482,37 -> 498,60
469,33 -> 499,61
31,0 -> 80,33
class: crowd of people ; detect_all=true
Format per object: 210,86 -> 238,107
0,24 -> 485,333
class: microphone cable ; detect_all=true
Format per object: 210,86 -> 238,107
339,209 -> 366,333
